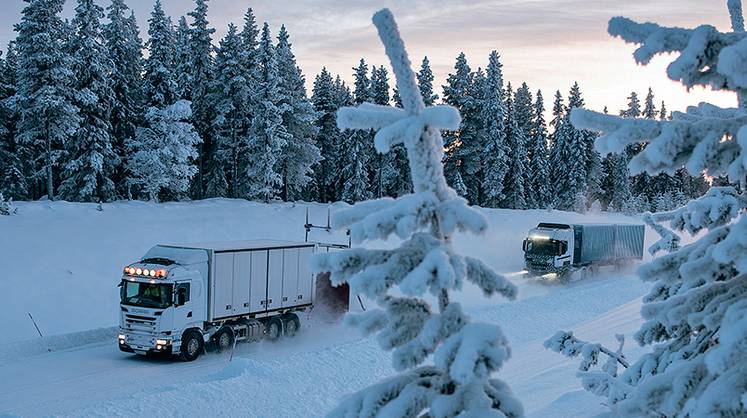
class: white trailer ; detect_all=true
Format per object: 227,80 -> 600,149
118,240 -> 316,361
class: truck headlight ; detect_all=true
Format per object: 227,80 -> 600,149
118,334 -> 126,344
156,339 -> 170,346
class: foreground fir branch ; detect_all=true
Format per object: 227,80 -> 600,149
547,1 -> 747,416
311,9 -> 523,418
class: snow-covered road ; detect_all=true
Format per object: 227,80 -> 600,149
0,200 -> 658,417
0,272 -> 649,417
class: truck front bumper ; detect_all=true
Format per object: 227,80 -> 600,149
118,332 -> 174,355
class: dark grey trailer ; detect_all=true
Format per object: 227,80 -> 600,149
572,224 -> 645,265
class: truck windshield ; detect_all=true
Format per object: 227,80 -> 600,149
121,280 -> 173,309
526,238 -> 563,256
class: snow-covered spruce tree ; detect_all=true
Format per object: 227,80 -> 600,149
481,51 -> 510,208
451,169 -> 468,198
514,83 -> 534,207
548,90 -> 565,183
604,152 -> 633,212
340,59 -> 373,203
513,82 -> 534,148
0,42 -> 28,200
174,16 -> 192,101
551,84 -> 589,211
370,65 -> 399,199
15,0 -> 81,201
528,90 -> 552,209
246,23 -> 288,203
125,100 -> 200,202
442,52 -> 473,194
0,192 -> 16,216
239,7 -> 259,98
187,0 -> 216,200
59,0 -> 118,202
418,56 -> 438,106
211,23 -> 250,199
502,83 -> 527,210
313,11 -> 523,417
239,7 -> 259,76
311,68 -> 341,203
563,83 -> 602,207
642,87 -> 656,119
103,0 -> 144,198
274,25 -> 321,201
460,67 -> 488,206
550,1 -> 747,414
383,64 -> 413,199
143,0 -> 177,109
0,49 -> 8,184
621,90 -> 652,204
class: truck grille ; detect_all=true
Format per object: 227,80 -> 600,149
525,255 -> 554,273
124,314 -> 157,333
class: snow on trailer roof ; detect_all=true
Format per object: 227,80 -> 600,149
161,239 -> 315,252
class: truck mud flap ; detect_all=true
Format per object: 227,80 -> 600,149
314,272 -> 349,322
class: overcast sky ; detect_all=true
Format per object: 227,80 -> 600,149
0,0 -> 738,114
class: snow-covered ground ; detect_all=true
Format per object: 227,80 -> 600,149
0,200 -> 660,417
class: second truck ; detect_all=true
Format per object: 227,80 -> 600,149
522,223 -> 645,282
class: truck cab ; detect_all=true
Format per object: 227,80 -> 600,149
522,223 -> 574,276
118,246 -> 208,358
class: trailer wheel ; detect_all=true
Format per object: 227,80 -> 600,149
282,314 -> 301,337
180,331 -> 203,362
266,317 -> 282,341
213,327 -> 235,352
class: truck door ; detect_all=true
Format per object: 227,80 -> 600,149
173,281 -> 195,329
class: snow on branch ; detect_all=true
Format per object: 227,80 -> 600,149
572,104 -> 747,181
608,17 -> 747,91
729,0 -> 746,32
643,212 -> 681,255
339,103 -> 460,153
545,331 -> 629,372
313,8 -> 522,417
642,186 -> 744,255
554,3 -> 747,416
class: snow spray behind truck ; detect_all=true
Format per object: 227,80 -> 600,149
117,240 -> 348,361
522,223 -> 644,282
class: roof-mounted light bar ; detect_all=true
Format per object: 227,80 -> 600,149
123,266 -> 168,278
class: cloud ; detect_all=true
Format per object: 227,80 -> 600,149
0,0 -> 737,114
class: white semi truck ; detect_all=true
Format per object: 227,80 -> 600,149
522,223 -> 644,282
118,240 -> 327,361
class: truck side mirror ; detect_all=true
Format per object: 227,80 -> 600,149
522,239 -> 527,252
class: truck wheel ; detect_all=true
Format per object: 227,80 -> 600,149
180,331 -> 203,362
282,314 -> 301,337
213,327 -> 235,352
266,317 -> 282,341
